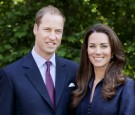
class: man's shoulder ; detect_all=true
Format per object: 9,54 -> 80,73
2,53 -> 31,71
57,56 -> 79,66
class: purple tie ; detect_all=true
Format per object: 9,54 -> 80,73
45,61 -> 55,108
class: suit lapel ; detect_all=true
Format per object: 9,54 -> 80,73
55,56 -> 68,107
22,53 -> 52,107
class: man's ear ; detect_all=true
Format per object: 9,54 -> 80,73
33,23 -> 38,35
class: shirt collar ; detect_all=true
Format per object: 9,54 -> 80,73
31,47 -> 56,68
89,75 -> 104,88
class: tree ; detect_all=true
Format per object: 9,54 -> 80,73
0,0 -> 134,79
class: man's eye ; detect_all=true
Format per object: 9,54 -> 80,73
44,28 -> 50,31
56,30 -> 62,34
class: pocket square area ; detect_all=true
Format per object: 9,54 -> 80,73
68,83 -> 75,87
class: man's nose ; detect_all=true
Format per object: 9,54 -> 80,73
49,32 -> 56,40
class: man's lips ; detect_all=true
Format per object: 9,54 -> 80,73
46,42 -> 55,46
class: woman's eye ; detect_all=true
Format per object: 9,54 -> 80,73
89,45 -> 95,48
101,45 -> 108,48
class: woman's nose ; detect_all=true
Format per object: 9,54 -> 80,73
95,47 -> 102,54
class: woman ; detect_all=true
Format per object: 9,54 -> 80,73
71,24 -> 135,115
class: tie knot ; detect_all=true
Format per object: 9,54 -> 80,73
46,61 -> 51,69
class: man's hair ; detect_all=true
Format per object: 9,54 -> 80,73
35,5 -> 65,25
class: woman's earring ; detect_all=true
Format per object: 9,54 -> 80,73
111,55 -> 113,60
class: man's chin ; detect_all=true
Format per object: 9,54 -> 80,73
47,50 -> 55,55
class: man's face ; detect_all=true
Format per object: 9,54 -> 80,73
33,13 -> 64,59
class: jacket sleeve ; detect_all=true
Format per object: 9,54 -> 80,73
119,78 -> 135,115
0,69 -> 14,115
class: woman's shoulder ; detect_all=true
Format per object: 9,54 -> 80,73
122,77 -> 135,93
125,77 -> 135,86
119,77 -> 135,115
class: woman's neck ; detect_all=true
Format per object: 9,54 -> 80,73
94,67 -> 106,83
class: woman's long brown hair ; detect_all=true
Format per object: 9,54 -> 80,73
71,24 -> 126,108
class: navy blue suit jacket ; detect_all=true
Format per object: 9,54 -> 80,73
0,52 -> 79,115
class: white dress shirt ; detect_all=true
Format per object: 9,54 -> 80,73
31,48 -> 56,86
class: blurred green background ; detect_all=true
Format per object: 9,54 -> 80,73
0,0 -> 135,79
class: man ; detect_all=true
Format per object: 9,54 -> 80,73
0,5 -> 78,115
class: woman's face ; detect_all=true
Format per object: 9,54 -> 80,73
87,32 -> 112,70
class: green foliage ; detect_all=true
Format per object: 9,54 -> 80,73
124,40 -> 135,78
0,0 -> 135,79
